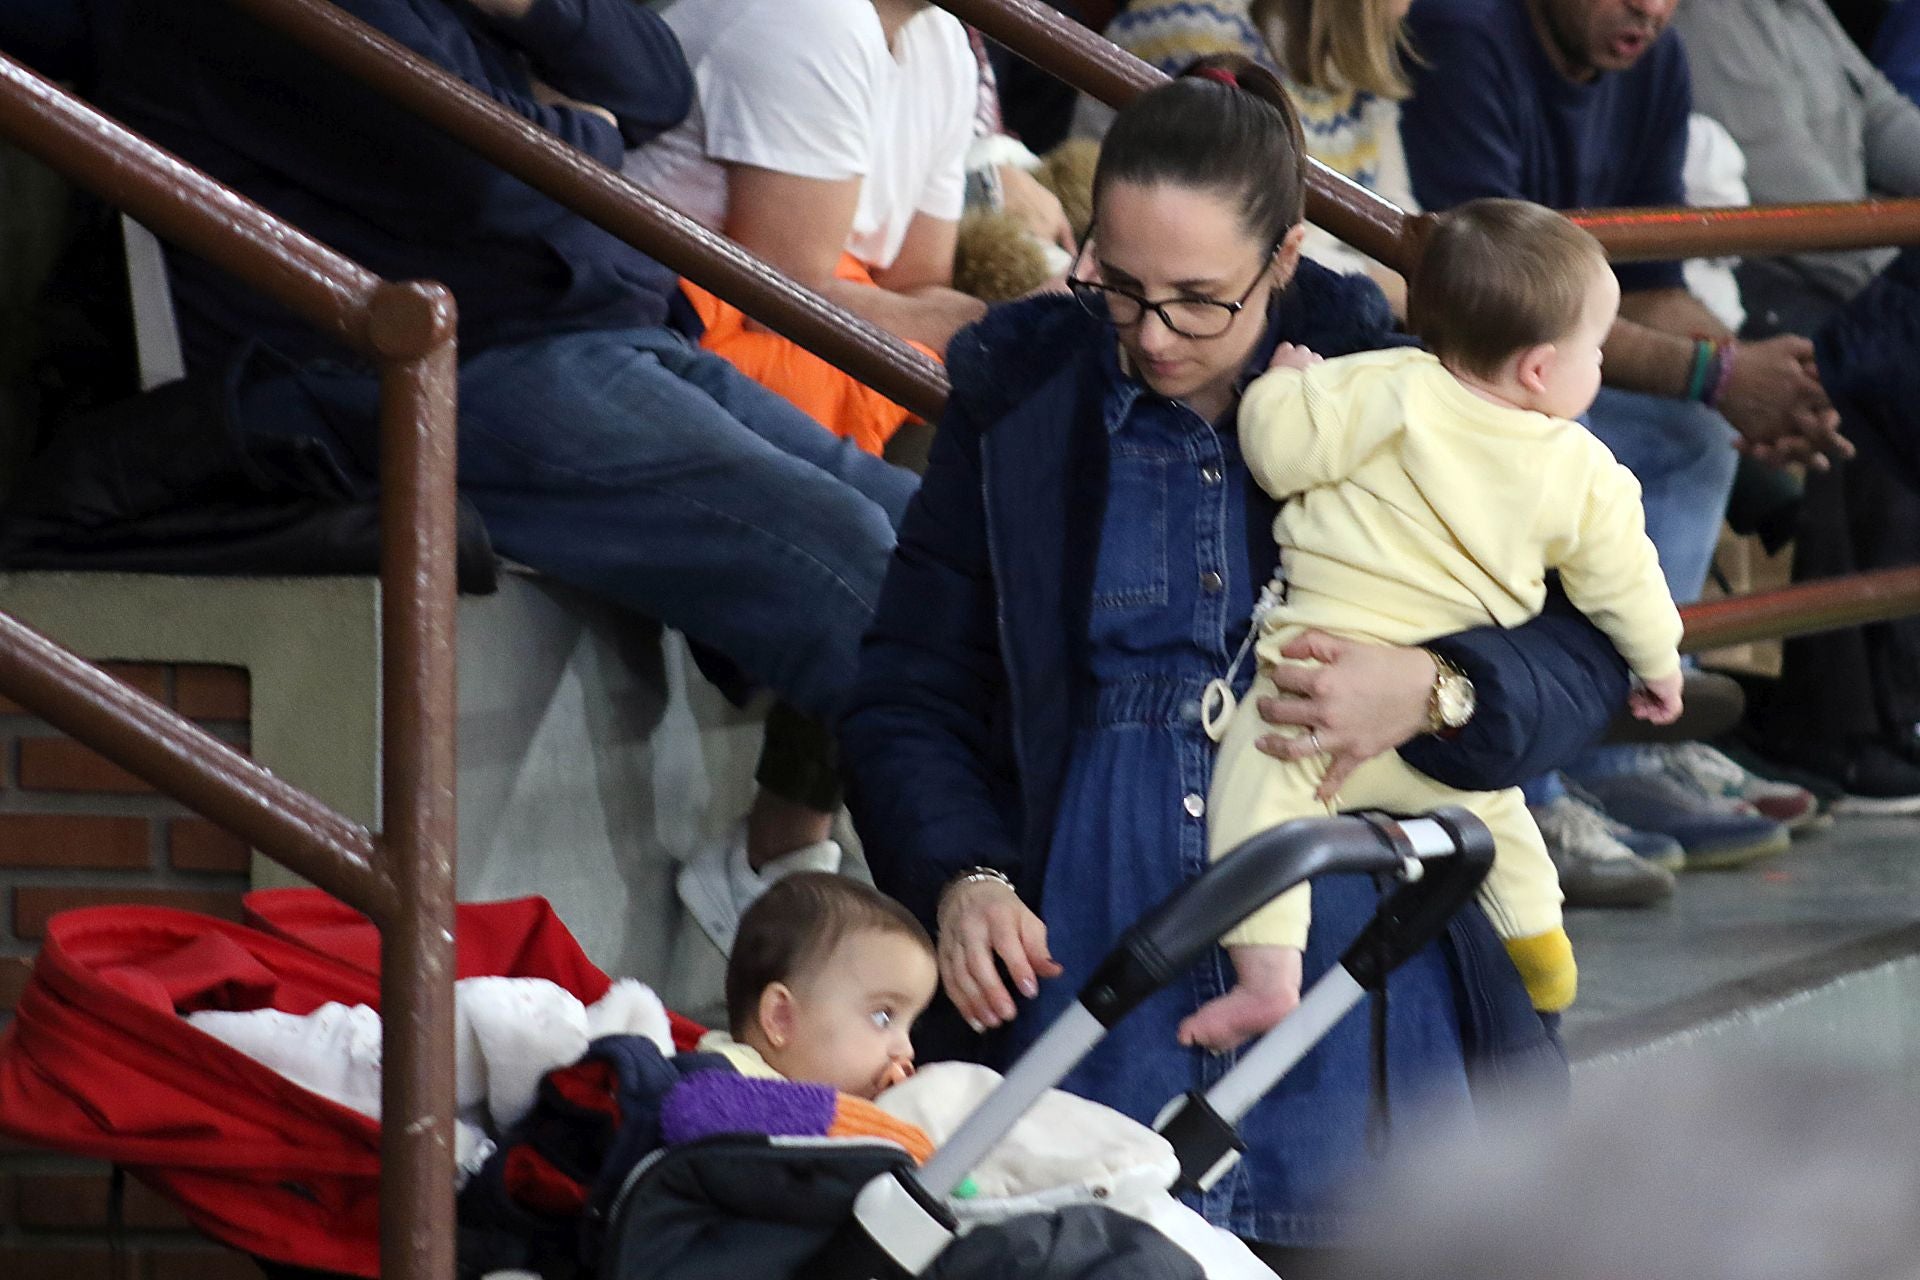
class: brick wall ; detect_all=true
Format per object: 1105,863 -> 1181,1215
0,662 -> 267,1280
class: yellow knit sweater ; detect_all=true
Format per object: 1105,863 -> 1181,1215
1239,348 -> 1683,683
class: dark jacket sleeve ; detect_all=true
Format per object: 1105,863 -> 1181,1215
490,0 -> 692,149
1400,584 -> 1631,792
0,0 -> 90,81
1878,3 -> 1920,105
319,0 -> 679,176
840,393 -> 1024,930
193,0 -> 662,232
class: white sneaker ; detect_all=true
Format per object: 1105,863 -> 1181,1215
676,822 -> 843,955
1654,742 -> 1823,833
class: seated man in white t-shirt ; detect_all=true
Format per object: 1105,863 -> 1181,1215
625,0 -> 985,455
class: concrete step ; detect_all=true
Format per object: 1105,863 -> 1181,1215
1565,815 -> 1920,1079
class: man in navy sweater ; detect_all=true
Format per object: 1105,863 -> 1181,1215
1,0 -> 918,929
1399,0 -> 1848,900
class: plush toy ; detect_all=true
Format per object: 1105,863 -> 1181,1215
953,209 -> 1053,303
1038,137 -> 1100,243
951,138 -> 1102,303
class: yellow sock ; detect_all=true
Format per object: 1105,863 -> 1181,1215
1503,928 -> 1577,1012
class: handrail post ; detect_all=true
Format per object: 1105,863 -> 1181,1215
0,50 -> 467,1280
368,282 -> 462,1280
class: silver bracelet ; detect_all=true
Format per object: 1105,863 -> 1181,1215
939,866 -> 1014,917
947,866 -> 1014,893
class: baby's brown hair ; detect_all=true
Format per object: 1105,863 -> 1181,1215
725,872 -> 934,1038
1408,198 -> 1611,379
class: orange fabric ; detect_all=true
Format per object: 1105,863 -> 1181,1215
682,253 -> 938,457
827,1095 -> 936,1164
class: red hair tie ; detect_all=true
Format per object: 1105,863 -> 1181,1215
1193,66 -> 1239,87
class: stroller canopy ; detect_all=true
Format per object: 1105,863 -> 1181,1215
0,889 -> 671,1277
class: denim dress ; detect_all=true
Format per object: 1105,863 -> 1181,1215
1001,364 -> 1477,1248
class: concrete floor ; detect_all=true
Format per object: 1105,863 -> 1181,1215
1563,815 -> 1920,1065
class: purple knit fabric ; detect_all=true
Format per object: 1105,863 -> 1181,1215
660,1070 -> 839,1147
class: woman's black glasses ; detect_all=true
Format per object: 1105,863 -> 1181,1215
1067,229 -> 1278,340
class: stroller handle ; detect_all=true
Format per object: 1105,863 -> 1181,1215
1157,808 -> 1497,1192
1080,810 -> 1476,1028
915,810 -> 1489,1205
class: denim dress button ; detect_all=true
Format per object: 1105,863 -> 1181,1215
1183,792 -> 1206,817
1199,570 -> 1224,593
1200,465 -> 1223,485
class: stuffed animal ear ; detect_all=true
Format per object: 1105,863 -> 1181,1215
953,210 -> 1052,303
1037,138 -> 1100,242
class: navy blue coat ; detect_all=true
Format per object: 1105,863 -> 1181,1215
841,267 -> 1630,933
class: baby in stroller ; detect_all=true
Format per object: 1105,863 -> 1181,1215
664,872 -> 1273,1279
696,872 -> 939,1100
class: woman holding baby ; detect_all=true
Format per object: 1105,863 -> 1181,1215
840,56 -> 1623,1272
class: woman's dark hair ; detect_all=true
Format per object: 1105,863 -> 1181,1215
1092,53 -> 1309,246
725,871 -> 934,1038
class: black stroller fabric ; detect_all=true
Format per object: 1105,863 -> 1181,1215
603,1137 -> 913,1280
922,1204 -> 1205,1279
458,1035 -> 733,1278
600,1135 -> 1203,1280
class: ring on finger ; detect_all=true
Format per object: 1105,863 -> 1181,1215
1308,728 -> 1323,755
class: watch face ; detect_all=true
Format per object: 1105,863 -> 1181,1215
1438,673 -> 1475,728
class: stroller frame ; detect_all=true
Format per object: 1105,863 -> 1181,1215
824,807 -> 1497,1279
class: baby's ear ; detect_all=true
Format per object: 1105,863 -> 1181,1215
1514,341 -> 1557,395
757,982 -> 798,1050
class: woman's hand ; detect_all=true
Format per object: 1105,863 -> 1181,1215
936,877 -> 1063,1032
1254,632 -> 1437,801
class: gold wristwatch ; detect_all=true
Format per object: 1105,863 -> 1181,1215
1422,650 -> 1476,734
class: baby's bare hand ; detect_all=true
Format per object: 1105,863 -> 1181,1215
1268,342 -> 1323,372
1629,671 -> 1685,725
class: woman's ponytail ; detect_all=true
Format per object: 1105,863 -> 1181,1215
1092,52 -> 1308,244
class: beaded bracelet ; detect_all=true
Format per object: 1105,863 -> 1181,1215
1683,337 -> 1716,403
1704,338 -> 1738,409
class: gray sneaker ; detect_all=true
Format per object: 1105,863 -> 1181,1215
1531,794 -> 1677,909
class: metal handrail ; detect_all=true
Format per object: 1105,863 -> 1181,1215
939,0 -> 1920,267
0,49 -> 458,1280
227,0 -> 1920,393
223,0 -> 1920,658
1570,198 -> 1920,263
223,0 -> 949,423
1681,564 -> 1920,654
938,0 -> 1418,267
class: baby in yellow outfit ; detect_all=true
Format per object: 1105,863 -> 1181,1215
1185,199 -> 1685,1052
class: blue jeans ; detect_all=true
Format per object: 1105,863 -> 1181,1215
1582,387 -> 1739,606
1528,389 -> 1740,804
240,326 -> 918,721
